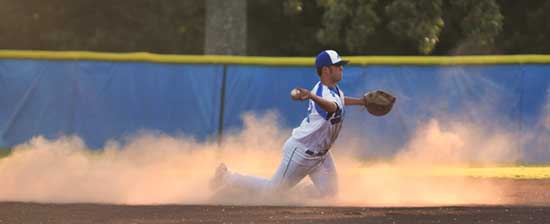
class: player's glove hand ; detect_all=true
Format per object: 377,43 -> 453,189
363,90 -> 396,116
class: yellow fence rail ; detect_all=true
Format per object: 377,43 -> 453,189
1,50 -> 550,66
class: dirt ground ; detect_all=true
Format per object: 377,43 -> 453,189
1,179 -> 549,224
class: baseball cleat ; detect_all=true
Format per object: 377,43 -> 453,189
210,163 -> 228,190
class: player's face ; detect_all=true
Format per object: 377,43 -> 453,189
328,65 -> 343,82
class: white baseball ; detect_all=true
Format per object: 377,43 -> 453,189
291,88 -> 301,100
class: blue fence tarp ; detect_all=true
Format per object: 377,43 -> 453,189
0,60 -> 549,162
0,60 -> 223,148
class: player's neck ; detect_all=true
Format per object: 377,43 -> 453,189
320,77 -> 337,88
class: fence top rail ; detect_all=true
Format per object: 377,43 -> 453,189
1,50 -> 550,66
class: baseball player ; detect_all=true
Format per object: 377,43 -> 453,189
211,50 -> 383,197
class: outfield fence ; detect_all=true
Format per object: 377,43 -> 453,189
0,50 -> 549,162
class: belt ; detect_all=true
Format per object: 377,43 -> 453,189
305,149 -> 328,156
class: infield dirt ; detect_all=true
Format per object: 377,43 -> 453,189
0,179 -> 548,224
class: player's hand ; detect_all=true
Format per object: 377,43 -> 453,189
291,87 -> 311,101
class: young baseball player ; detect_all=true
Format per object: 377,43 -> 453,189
211,50 -> 369,197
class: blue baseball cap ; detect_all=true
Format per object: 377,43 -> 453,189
315,50 -> 349,69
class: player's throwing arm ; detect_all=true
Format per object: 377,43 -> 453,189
291,87 -> 339,113
291,87 -> 396,116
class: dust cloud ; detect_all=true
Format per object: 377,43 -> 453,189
0,113 -> 521,206
336,118 -> 519,207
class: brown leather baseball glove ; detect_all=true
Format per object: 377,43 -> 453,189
363,90 -> 396,116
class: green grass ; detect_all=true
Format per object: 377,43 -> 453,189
427,166 -> 550,179
0,148 -> 11,159
353,164 -> 550,179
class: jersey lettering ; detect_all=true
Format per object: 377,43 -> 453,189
330,111 -> 342,125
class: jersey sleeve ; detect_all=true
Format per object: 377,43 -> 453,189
313,85 -> 339,119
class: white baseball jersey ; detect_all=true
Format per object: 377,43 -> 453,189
291,81 -> 345,154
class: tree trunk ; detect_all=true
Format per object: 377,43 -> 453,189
204,0 -> 247,55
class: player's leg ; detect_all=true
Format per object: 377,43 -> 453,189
211,138 -> 321,193
211,163 -> 270,192
210,138 -> 311,192
308,152 -> 338,197
267,139 -> 321,192
226,168 -> 271,191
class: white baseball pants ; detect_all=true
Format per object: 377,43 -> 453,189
225,137 -> 338,197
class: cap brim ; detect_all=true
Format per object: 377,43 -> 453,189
334,60 -> 349,66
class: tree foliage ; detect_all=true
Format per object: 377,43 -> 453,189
0,0 -> 547,55
247,0 -> 323,55
386,0 -> 444,54
0,0 -> 204,54
316,0 -> 380,53
495,0 -> 550,54
444,0 -> 503,54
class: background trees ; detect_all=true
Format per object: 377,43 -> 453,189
0,0 -> 204,54
0,0 -> 547,56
